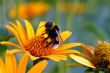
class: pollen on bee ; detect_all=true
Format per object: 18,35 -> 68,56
43,34 -> 48,38
47,38 -> 51,43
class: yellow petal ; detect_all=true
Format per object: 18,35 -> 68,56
17,52 -> 30,73
69,54 -> 95,68
81,44 -> 95,60
9,49 -> 23,55
36,21 -> 46,36
0,58 -> 5,73
9,22 -> 18,30
24,20 -> 35,40
55,50 -> 80,55
16,20 -> 27,38
6,25 -> 24,47
5,50 -> 17,73
60,31 -> 72,41
42,55 -> 66,62
0,41 -> 20,49
28,60 -> 48,73
30,56 -> 39,61
16,20 -> 28,44
42,55 -> 60,62
54,43 -> 82,53
9,21 -> 26,46
55,55 -> 67,61
65,63 -> 84,67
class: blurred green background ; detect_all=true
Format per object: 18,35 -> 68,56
0,0 -> 110,73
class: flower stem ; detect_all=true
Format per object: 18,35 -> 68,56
1,0 -> 6,25
55,0 -> 66,73
94,69 -> 110,73
65,0 -> 72,73
33,58 -> 45,65
15,0 -> 21,19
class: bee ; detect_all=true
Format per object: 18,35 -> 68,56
42,22 -> 63,47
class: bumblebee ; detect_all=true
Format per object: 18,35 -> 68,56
42,22 -> 63,47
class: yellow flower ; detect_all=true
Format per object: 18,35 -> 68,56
0,50 -> 48,73
58,2 -> 86,14
73,3 -> 86,14
68,41 -> 110,69
0,20 -> 81,62
9,2 -> 50,19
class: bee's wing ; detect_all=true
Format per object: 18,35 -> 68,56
55,30 -> 63,44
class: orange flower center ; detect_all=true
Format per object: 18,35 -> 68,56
24,36 -> 54,57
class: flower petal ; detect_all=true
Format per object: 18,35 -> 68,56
36,21 -> 46,36
6,25 -> 24,47
42,55 -> 60,62
0,41 -> 20,49
9,21 -> 26,46
9,49 -> 23,55
42,55 -> 67,62
65,63 -> 84,67
24,20 -> 35,40
28,60 -> 48,73
0,58 -> 5,73
81,44 -> 95,60
29,53 -> 39,61
17,52 -> 30,73
54,43 -> 82,53
5,50 -> 17,73
69,54 -> 95,68
16,20 -> 28,44
60,31 -> 72,41
9,22 -> 27,46
55,55 -> 67,61
55,50 -> 80,55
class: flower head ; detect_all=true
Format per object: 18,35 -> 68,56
68,41 -> 110,69
9,2 -> 50,19
94,41 -> 110,68
0,50 -> 48,73
0,20 -> 81,62
58,2 -> 86,14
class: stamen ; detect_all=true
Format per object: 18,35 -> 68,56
24,36 -> 54,57
94,41 -> 110,69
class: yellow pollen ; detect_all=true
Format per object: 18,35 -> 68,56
94,41 -> 110,69
24,36 -> 53,57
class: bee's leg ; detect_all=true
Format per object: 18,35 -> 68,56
42,34 -> 49,42
53,38 -> 59,44
54,40 -> 59,44
41,29 -> 47,35
45,41 -> 52,48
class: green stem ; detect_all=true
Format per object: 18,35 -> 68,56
1,0 -> 6,25
15,0 -> 21,19
66,0 -> 72,31
55,0 -> 61,27
94,69 -> 110,73
33,58 -> 45,65
65,0 -> 72,73
55,0 -> 66,73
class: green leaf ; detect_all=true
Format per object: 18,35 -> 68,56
33,58 -> 45,65
0,25 -> 13,41
0,45 -> 7,57
83,21 -> 109,40
84,68 -> 94,73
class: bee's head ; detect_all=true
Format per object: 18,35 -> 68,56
45,22 -> 53,29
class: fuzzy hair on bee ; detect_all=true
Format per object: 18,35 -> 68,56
40,22 -> 63,48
